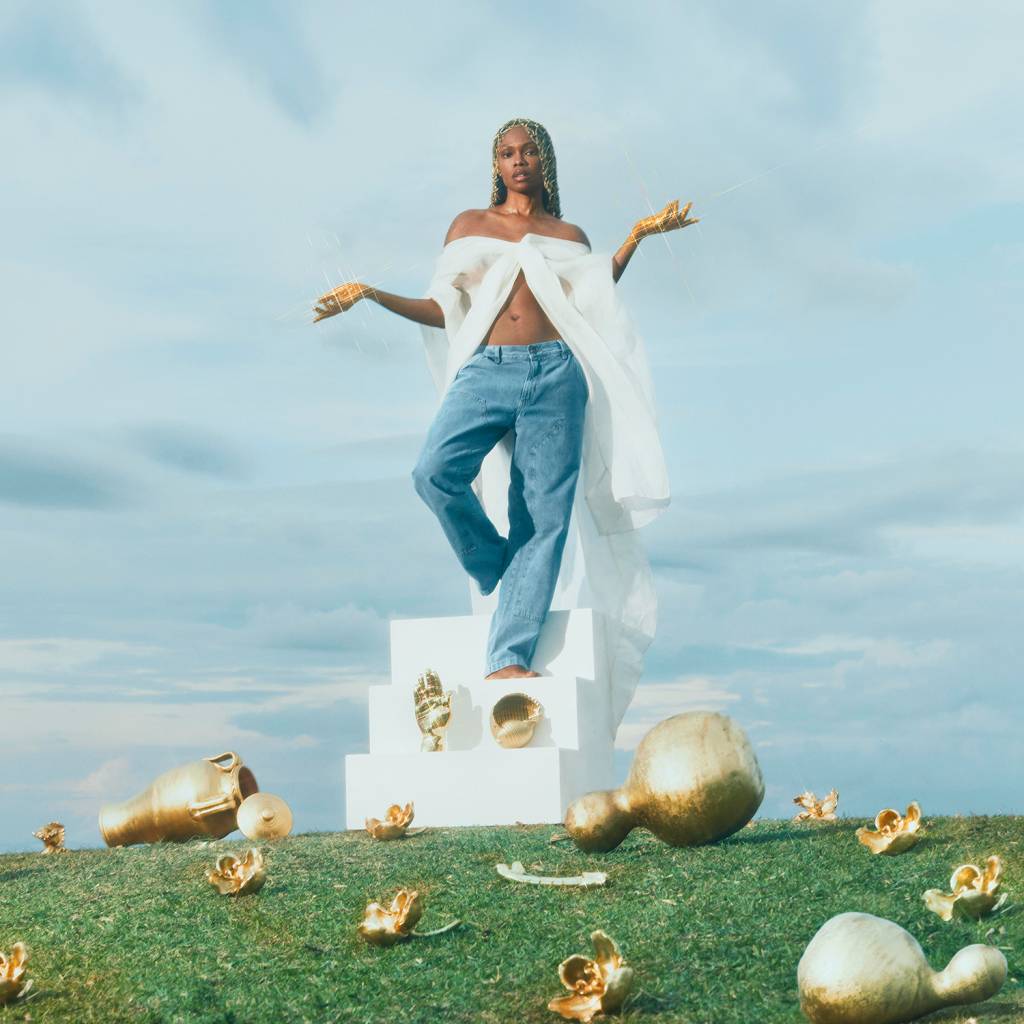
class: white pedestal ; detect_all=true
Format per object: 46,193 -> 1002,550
344,608 -> 613,829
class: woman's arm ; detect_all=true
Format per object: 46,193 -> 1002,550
613,199 -> 699,283
313,282 -> 444,327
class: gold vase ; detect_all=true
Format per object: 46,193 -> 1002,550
98,751 -> 259,847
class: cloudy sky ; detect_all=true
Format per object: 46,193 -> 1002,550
2,2 -> 1021,852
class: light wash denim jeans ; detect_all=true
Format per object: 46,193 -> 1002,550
412,339 -> 589,675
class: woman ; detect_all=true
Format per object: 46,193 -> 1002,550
314,118 -> 697,710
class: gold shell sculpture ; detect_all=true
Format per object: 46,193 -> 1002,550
0,943 -> 31,1006
365,802 -> 415,840
33,821 -> 67,854
924,856 -> 1006,921
793,789 -> 838,822
358,889 -> 424,946
206,848 -> 267,896
565,711 -> 764,852
798,911 -> 1007,1024
490,692 -> 544,749
548,930 -> 634,1022
856,802 -> 922,855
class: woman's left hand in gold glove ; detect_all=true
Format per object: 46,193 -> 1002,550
630,199 -> 699,244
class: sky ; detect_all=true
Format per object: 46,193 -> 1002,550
1,1 -> 1022,853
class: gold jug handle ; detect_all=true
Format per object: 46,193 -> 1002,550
205,751 -> 240,774
188,793 -> 238,820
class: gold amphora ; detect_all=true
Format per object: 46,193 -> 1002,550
99,751 -> 258,847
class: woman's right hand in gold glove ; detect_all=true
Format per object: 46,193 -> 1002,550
313,282 -> 375,323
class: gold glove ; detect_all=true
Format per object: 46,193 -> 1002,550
312,281 -> 374,322
629,199 -> 699,245
414,669 -> 453,752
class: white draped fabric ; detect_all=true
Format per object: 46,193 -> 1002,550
417,232 -> 670,728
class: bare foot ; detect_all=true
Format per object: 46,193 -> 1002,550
485,664 -> 541,680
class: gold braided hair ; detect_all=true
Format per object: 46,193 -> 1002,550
489,118 -> 562,220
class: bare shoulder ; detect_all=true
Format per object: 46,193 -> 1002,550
443,210 -> 490,246
561,221 -> 591,249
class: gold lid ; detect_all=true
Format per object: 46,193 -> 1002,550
237,792 -> 293,839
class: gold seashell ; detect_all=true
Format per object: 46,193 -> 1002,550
490,693 -> 544,749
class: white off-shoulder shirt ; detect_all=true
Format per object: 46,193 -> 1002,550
418,232 -> 670,729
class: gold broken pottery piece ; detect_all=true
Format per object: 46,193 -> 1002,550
798,911 -> 1007,1024
548,930 -> 634,1022
924,855 -> 1006,921
33,821 -> 67,853
236,792 -> 293,840
564,711 -> 764,852
206,848 -> 267,895
490,692 -> 544,748
855,802 -> 922,855
793,789 -> 838,822
414,669 -> 453,752
0,943 -> 30,1006
365,802 -> 415,840
358,889 -> 424,946
98,751 -> 258,847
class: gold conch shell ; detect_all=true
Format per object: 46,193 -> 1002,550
33,821 -> 67,854
0,943 -> 31,1006
548,930 -> 634,1022
798,911 -> 1007,1023
206,848 -> 267,895
490,692 -> 544,748
365,802 -> 415,840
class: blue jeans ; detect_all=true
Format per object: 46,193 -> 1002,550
412,339 -> 589,674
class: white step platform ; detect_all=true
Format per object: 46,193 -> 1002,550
344,607 -> 614,829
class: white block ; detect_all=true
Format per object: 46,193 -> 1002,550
388,608 -> 606,687
345,745 -> 614,829
368,674 -> 612,754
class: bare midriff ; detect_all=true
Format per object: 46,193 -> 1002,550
481,269 -> 560,346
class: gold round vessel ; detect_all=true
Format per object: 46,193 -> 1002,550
490,693 -> 544,749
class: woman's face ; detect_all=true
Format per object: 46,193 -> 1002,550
496,126 -> 542,194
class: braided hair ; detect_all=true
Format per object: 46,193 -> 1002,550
489,118 -> 562,220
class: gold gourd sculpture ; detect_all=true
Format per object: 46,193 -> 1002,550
564,711 -> 764,852
98,751 -> 258,847
797,912 -> 1007,1024
490,692 -> 544,748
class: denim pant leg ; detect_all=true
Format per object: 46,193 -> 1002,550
411,355 -> 514,595
486,344 -> 588,674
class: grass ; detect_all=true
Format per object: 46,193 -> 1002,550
0,817 -> 1021,1023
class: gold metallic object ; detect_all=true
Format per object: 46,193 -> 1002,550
798,911 -> 1007,1024
0,943 -> 31,1006
414,669 -> 453,752
496,861 -> 607,888
359,889 -> 424,947
365,802 -> 415,840
628,199 -> 699,246
856,802 -> 922,855
33,821 -> 67,854
98,751 -> 258,847
793,789 -> 839,822
490,692 -> 544,748
548,930 -> 634,1022
237,793 -> 293,840
565,711 -> 764,852
313,281 -> 375,323
924,856 -> 1006,921
206,848 -> 267,895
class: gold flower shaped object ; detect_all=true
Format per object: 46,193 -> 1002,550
365,802 -> 415,840
0,943 -> 31,1005
856,802 -> 922,855
548,930 -> 634,1022
414,669 -> 453,752
206,848 -> 267,895
793,789 -> 838,822
924,856 -> 1007,921
358,889 -> 424,946
33,821 -> 67,854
